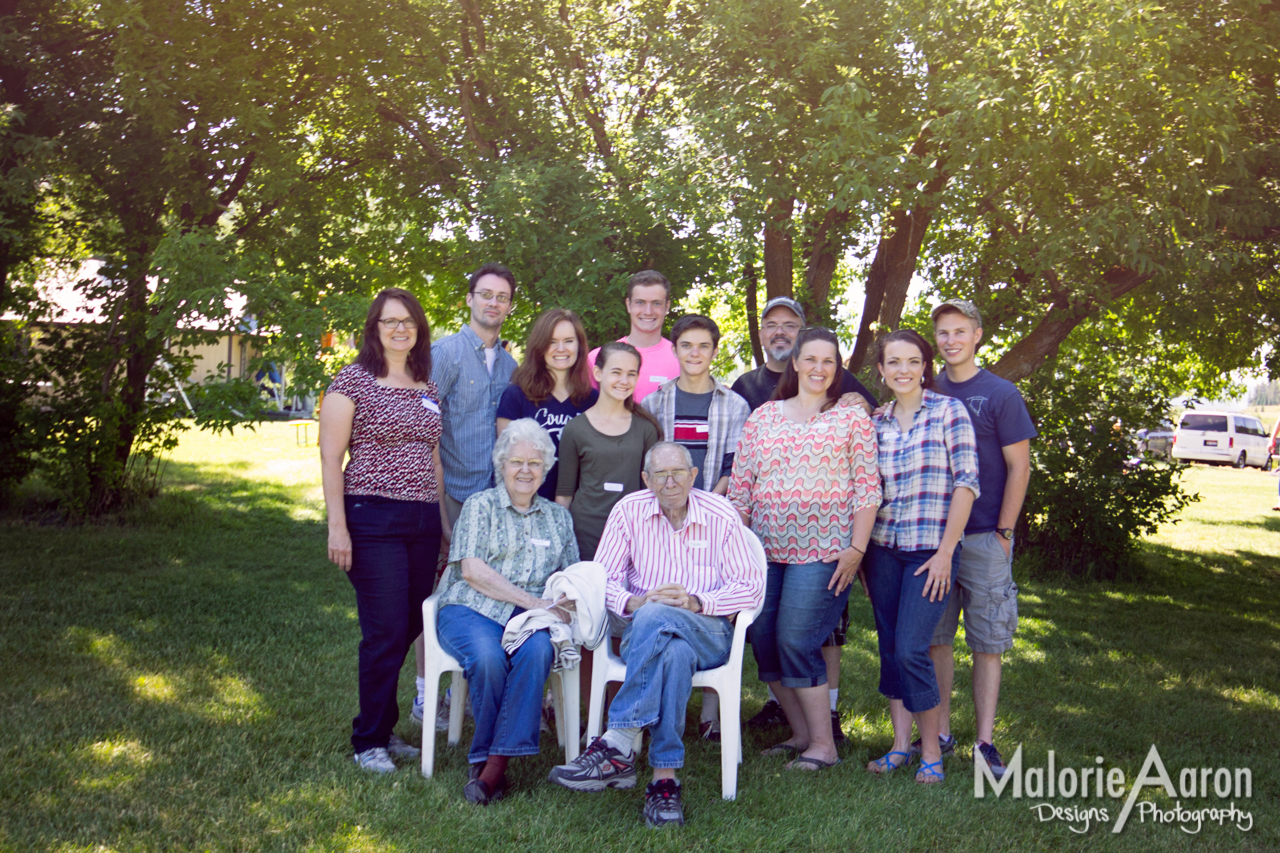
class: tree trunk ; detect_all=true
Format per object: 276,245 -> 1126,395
990,267 -> 1153,381
800,207 -> 849,327
744,261 -> 763,367
848,203 -> 937,372
763,195 -> 795,300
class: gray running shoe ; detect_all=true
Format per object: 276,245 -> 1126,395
643,779 -> 685,828
909,733 -> 956,758
387,733 -> 420,760
547,736 -> 637,792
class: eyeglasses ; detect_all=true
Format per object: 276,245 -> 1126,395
379,318 -> 418,330
472,289 -> 512,305
762,321 -> 802,334
648,468 -> 690,485
505,457 -> 545,471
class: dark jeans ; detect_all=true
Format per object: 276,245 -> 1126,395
437,605 -> 554,763
345,494 -> 442,752
750,560 -> 851,688
863,543 -> 960,713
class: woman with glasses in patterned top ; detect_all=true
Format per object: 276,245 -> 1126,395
862,329 -> 979,785
321,288 -> 448,774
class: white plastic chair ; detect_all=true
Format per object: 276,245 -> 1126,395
584,530 -> 768,800
420,593 -> 581,778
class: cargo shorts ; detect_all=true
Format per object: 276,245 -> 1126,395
931,530 -> 1018,654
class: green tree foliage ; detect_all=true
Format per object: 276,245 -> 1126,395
6,0 -> 1280,525
1018,318 -> 1208,579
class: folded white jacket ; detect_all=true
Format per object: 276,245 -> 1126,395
502,561 -> 608,671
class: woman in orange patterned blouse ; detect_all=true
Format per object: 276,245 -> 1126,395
728,326 -> 881,771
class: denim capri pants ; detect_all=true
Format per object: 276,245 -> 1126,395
750,560 -> 851,688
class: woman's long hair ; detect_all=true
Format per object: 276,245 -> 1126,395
354,288 -> 432,382
875,328 -> 936,390
510,308 -> 593,406
595,341 -> 663,439
772,326 -> 843,412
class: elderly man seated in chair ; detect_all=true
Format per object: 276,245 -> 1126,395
548,441 -> 764,827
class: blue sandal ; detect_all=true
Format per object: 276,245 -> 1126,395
915,759 -> 945,784
867,750 -> 912,774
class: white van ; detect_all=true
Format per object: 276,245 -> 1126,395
1172,410 -> 1270,468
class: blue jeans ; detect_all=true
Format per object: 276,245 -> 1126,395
863,543 -> 961,713
345,495 -> 441,752
607,603 -> 733,769
437,605 -> 554,764
750,560 -> 851,688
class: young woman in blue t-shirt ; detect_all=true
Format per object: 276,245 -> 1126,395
497,308 -> 598,501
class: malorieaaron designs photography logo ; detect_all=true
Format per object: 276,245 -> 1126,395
974,745 -> 1254,834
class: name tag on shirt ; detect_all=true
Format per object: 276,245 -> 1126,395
531,538 -> 551,548
421,398 -> 441,414
603,482 -> 624,492
688,541 -> 709,549
650,375 -> 669,383
695,425 -> 709,433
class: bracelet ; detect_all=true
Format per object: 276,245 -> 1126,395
850,544 -> 865,556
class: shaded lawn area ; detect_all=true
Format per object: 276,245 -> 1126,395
1,424 -> 1277,851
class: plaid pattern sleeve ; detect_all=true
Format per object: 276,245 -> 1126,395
871,390 -> 980,551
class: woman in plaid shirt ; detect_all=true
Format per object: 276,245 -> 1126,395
863,329 -> 979,785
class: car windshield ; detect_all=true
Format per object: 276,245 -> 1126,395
1181,414 -> 1228,432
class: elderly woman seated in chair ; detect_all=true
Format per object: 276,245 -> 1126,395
435,418 -> 580,804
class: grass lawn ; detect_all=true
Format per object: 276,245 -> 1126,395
1,423 -> 1277,851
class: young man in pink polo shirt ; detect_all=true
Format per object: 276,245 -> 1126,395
587,270 -> 681,401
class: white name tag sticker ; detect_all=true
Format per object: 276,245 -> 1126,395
421,398 -> 441,414
531,538 -> 551,548
650,375 -> 669,383
695,425 -> 709,433
603,482 -> 624,492
688,541 -> 709,549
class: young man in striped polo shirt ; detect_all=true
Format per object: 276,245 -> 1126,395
640,314 -> 750,740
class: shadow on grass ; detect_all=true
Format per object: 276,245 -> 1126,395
2,460 -> 1278,851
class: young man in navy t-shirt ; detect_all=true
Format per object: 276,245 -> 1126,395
924,299 -> 1037,779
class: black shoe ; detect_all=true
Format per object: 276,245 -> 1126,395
975,741 -> 1006,779
643,779 -> 685,828
909,733 -> 956,758
468,762 -> 485,782
548,736 -> 638,792
463,776 -> 505,805
830,710 -> 848,745
747,699 -> 787,729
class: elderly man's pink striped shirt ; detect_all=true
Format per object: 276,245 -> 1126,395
594,489 -> 765,618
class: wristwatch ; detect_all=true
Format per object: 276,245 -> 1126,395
996,528 -> 1014,541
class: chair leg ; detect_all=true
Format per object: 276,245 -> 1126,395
719,686 -> 742,800
586,647 -> 609,741
559,667 -> 580,762
421,668 -> 441,778
550,679 -> 566,748
447,672 -> 467,746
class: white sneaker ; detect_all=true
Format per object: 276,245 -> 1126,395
410,695 -> 425,724
387,733 -> 420,760
353,747 -> 396,773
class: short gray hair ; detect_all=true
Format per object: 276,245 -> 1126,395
493,419 -> 557,481
643,441 -> 693,473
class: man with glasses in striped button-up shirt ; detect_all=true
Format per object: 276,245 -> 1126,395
547,441 -> 764,827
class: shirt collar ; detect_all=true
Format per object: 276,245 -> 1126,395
496,483 -> 545,514
459,323 -> 493,352
641,488 -> 706,528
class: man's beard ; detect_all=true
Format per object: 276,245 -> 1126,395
767,341 -> 794,363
